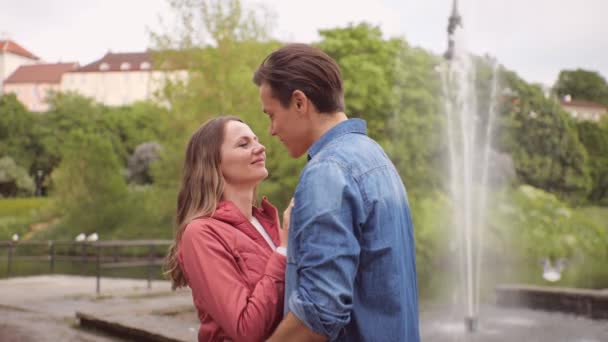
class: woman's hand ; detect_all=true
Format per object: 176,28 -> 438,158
279,198 -> 294,247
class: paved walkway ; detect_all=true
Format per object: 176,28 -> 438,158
1,275 -> 607,341
0,275 -> 197,341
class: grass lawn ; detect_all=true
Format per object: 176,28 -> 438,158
578,206 -> 608,228
0,197 -> 51,239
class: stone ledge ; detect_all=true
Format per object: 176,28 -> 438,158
76,311 -> 188,342
496,284 -> 608,320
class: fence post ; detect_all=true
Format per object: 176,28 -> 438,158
82,243 -> 88,274
147,244 -> 154,289
7,242 -> 14,278
49,241 -> 55,274
96,243 -> 101,294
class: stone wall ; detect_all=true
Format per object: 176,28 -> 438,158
496,284 -> 608,319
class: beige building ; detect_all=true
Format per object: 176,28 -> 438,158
560,95 -> 607,122
61,51 -> 187,106
0,40 -> 39,95
1,43 -> 187,109
3,62 -> 78,112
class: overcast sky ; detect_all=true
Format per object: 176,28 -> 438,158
2,0 -> 606,85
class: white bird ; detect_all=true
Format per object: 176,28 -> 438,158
11,233 -> 19,242
86,233 -> 99,242
542,258 -> 566,282
75,233 -> 86,242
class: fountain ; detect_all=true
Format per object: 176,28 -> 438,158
424,3 -> 608,341
439,0 -> 501,334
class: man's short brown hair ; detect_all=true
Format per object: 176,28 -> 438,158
253,43 -> 344,113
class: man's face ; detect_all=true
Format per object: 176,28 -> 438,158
259,83 -> 310,158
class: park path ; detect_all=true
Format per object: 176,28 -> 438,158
0,275 -> 197,341
1,275 -> 607,341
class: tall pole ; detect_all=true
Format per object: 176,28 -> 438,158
444,0 -> 463,60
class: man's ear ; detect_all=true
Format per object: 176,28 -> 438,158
292,90 -> 308,115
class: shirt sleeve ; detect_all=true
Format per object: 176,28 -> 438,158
288,160 -> 362,340
180,223 -> 286,342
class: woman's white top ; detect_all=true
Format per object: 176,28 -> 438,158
250,216 -> 277,250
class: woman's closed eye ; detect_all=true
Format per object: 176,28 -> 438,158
237,136 -> 259,148
236,138 -> 251,148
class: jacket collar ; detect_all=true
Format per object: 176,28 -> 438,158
212,197 -> 280,250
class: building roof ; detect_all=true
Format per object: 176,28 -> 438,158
0,40 -> 39,60
73,51 -> 153,72
560,99 -> 607,111
4,62 -> 79,84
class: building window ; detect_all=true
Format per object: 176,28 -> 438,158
140,62 -> 151,70
100,62 -> 110,71
120,62 -> 131,70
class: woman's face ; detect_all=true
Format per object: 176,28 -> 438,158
220,120 -> 268,187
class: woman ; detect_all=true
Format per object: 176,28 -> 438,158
165,116 -> 289,342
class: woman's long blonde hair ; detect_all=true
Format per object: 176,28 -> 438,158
165,115 -> 242,289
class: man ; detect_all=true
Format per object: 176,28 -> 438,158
253,43 -> 420,342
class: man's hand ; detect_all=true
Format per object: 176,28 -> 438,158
279,198 -> 294,247
267,312 -> 327,342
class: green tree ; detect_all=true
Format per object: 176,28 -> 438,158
317,23 -> 400,136
317,24 -> 444,197
152,0 -> 303,211
32,92 -> 104,178
499,70 -> 591,201
30,93 -> 169,187
0,94 -> 39,173
100,102 -> 170,165
50,130 -> 129,237
385,42 -> 444,196
554,69 -> 608,106
577,118 -> 608,204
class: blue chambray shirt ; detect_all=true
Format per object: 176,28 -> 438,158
285,118 -> 420,341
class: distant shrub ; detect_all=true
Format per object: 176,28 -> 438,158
0,157 -> 35,197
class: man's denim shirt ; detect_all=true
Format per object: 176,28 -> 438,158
285,119 -> 420,341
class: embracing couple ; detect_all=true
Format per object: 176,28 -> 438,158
165,44 -> 420,342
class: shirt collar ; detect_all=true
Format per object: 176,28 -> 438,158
307,118 -> 367,161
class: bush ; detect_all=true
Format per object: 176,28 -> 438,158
126,142 -> 162,185
0,156 -> 35,197
492,185 -> 608,288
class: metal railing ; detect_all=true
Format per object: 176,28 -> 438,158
0,240 -> 172,293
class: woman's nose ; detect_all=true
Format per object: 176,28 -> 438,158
253,141 -> 265,154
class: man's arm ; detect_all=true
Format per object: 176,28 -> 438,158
272,161 -> 361,340
267,312 -> 326,342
